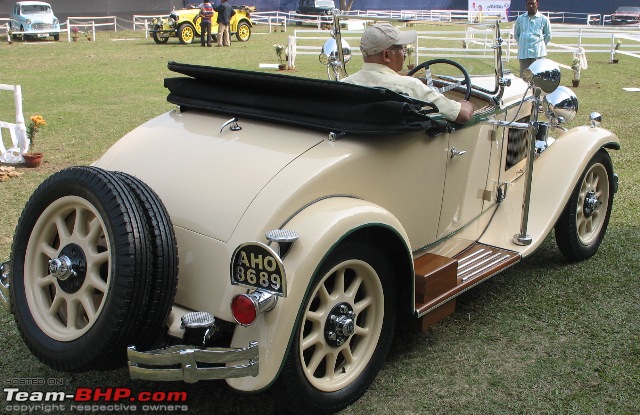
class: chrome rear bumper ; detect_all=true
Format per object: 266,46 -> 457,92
127,341 -> 258,383
0,261 -> 10,311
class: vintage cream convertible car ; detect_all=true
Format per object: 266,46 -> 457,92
0,18 -> 619,415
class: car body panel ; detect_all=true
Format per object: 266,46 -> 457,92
94,111 -> 323,242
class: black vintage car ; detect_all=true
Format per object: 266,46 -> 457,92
296,0 -> 336,21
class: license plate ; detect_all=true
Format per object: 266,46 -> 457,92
230,242 -> 286,297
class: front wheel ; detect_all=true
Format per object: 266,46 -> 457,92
152,32 -> 169,44
273,242 -> 396,414
177,23 -> 196,44
555,150 -> 615,261
235,21 -> 251,42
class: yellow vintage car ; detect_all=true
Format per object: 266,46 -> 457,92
150,3 -> 254,44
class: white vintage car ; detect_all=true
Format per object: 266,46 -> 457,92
9,1 -> 60,41
0,18 -> 619,415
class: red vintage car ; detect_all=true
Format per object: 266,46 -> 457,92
610,6 -> 640,25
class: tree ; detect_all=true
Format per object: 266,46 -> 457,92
339,0 -> 356,11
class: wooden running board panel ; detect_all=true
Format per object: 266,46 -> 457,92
415,243 -> 520,319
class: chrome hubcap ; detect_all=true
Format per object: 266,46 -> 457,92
325,303 -> 356,347
583,190 -> 599,217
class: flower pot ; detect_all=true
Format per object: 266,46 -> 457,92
72,36 -> 79,42
612,59 -> 619,64
23,152 -> 43,168
571,79 -> 580,87
278,64 -> 287,70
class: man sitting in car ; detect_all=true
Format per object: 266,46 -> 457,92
341,23 -> 473,123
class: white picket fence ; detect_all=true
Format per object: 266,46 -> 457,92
0,84 -> 28,164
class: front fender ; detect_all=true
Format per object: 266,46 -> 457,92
226,197 -> 411,391
479,125 -> 620,255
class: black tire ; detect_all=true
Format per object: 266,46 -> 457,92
53,34 -> 60,41
273,242 -> 397,414
235,21 -> 251,42
10,166 -> 152,372
152,32 -> 169,44
178,23 -> 196,44
555,149 -> 615,261
113,172 -> 178,350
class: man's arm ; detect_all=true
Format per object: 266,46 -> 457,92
543,16 -> 551,44
513,16 -> 521,43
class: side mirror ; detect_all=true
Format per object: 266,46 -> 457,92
522,58 -> 561,93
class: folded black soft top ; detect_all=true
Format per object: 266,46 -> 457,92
165,61 -> 440,135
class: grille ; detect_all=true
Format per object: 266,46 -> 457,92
32,23 -> 55,30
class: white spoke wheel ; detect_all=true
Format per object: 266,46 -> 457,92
24,195 -> 112,341
274,242 -> 396,414
10,167 -> 176,372
555,150 -> 615,261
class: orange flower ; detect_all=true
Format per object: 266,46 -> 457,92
26,114 -> 46,153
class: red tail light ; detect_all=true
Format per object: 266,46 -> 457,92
231,294 -> 258,326
231,290 -> 277,326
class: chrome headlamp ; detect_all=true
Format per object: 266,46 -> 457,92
523,58 -> 561,94
319,38 -> 351,65
544,86 -> 578,125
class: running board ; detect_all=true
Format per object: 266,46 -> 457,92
414,243 -> 520,329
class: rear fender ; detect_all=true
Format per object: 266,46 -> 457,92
226,197 -> 411,391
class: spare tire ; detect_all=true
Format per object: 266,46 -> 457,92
114,171 -> 178,350
10,166 -> 153,372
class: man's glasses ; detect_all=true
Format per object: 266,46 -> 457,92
387,45 -> 407,58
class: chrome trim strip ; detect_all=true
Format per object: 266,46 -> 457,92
127,341 -> 259,383
461,254 -> 512,282
0,261 -> 10,311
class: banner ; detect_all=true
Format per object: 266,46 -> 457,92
468,0 -> 511,22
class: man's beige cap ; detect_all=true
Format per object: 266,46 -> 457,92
360,23 -> 417,56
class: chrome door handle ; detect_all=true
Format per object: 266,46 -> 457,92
449,147 -> 467,158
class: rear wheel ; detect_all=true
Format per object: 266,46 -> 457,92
273,242 -> 396,414
178,23 -> 196,44
53,34 -> 59,41
555,150 -> 615,261
235,21 -> 251,42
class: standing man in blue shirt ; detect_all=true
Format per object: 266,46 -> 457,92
514,0 -> 552,77
215,0 -> 236,47
199,0 -> 214,47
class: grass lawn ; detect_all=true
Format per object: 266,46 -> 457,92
0,23 -> 638,415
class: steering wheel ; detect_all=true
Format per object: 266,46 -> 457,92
407,58 -> 472,101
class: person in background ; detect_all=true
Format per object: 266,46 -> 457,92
341,23 -> 473,124
198,0 -> 214,47
514,0 -> 552,77
214,0 -> 236,47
